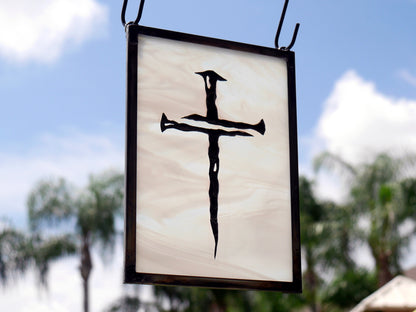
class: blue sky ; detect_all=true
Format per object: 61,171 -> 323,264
1,0 -> 416,311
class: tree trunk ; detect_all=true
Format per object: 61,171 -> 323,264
80,234 -> 92,312
83,274 -> 89,312
304,268 -> 318,312
304,247 -> 320,312
377,252 -> 393,287
209,302 -> 226,312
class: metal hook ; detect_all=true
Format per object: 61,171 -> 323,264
121,0 -> 146,28
275,0 -> 300,51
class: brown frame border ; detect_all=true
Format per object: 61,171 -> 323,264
124,24 -> 301,293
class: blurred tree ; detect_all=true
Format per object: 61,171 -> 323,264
316,201 -> 377,311
104,295 -> 156,312
322,268 -> 376,310
27,170 -> 124,312
400,177 -> 416,221
27,232 -> 77,286
299,176 -> 323,312
298,176 -> 333,312
104,285 -> 159,312
105,296 -> 141,312
315,152 -> 416,287
251,291 -> 305,312
153,286 -> 254,312
153,286 -> 193,311
299,175 -> 370,311
0,220 -> 31,285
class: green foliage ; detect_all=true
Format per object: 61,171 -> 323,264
0,222 -> 31,285
322,268 -> 377,310
299,177 -> 323,223
315,151 -> 416,287
76,171 -> 124,255
252,291 -> 305,312
351,154 -> 415,283
149,286 -> 308,312
299,177 -> 338,311
153,286 -> 193,311
153,286 -> 258,312
399,178 -> 416,220
27,233 -> 77,286
104,295 -> 142,312
298,175 -> 381,311
27,170 -> 123,252
27,178 -> 74,232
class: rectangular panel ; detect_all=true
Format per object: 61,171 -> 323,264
124,25 -> 301,292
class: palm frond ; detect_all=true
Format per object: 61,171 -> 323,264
27,178 -> 75,232
313,151 -> 356,177
76,171 -> 124,254
28,233 -> 77,287
0,222 -> 31,286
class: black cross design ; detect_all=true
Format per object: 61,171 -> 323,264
160,70 -> 265,258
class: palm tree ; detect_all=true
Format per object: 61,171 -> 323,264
298,176 -> 335,312
28,232 -> 77,286
316,201 -> 377,311
0,220 -> 31,285
27,170 -> 124,312
299,175 -> 368,311
314,152 -> 416,287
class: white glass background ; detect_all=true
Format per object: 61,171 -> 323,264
135,34 -> 293,282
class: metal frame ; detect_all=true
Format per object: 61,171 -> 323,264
124,24 -> 301,292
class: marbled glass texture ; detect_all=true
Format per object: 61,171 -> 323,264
136,34 -> 293,282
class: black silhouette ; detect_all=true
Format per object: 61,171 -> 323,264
195,70 -> 225,120
160,70 -> 265,258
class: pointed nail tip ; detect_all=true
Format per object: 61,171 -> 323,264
260,119 -> 266,135
160,113 -> 167,132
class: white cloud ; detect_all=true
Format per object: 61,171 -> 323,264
0,0 -> 108,63
398,69 -> 416,88
302,70 -> 416,202
0,129 -> 123,219
316,70 -> 416,165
